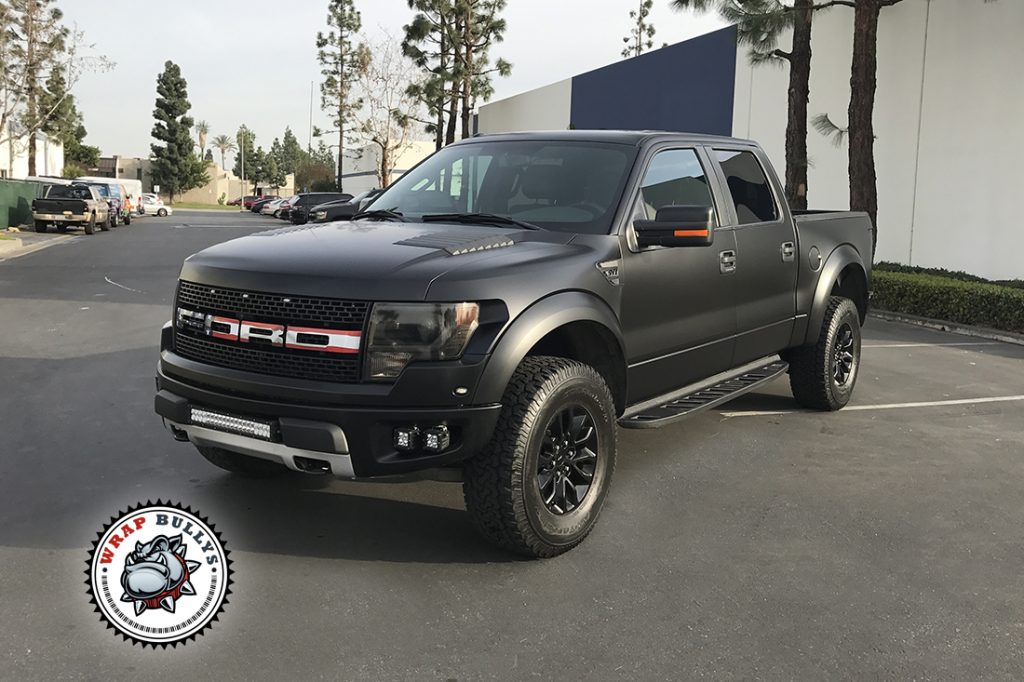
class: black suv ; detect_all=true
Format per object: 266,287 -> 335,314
289,192 -> 352,225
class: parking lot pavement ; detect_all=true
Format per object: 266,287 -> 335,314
1,212 -> 1023,679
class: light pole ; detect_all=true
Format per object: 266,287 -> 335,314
239,132 -> 246,212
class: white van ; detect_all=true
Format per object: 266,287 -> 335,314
76,176 -> 145,215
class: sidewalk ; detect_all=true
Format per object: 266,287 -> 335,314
0,229 -> 77,262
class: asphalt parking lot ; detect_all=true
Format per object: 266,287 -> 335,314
1,211 -> 1023,680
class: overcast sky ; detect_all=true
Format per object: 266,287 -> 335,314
63,0 -> 725,165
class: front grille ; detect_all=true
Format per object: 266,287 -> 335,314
174,334 -> 360,383
177,280 -> 369,328
173,281 -> 368,384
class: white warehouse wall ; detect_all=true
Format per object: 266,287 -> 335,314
736,0 -> 1024,279
478,78 -> 573,134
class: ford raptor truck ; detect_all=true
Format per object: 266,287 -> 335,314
155,131 -> 873,557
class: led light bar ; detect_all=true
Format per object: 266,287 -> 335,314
190,408 -> 273,441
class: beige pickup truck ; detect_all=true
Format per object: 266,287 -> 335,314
32,183 -> 111,234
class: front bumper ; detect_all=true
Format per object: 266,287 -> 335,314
156,354 -> 501,479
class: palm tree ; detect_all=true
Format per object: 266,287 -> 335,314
673,0 -> 827,211
194,120 -> 210,160
211,133 -> 236,171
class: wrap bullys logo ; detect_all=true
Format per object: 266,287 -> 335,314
85,501 -> 231,647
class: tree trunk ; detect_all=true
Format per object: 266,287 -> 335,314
379,143 -> 390,188
444,14 -> 462,146
849,0 -> 881,252
337,114 -> 344,191
436,15 -> 447,151
784,0 -> 813,211
460,14 -> 473,141
26,6 -> 37,178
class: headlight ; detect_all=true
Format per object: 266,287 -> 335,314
364,302 -> 480,381
314,210 -> 327,220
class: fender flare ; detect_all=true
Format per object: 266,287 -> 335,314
472,291 -> 625,405
804,244 -> 868,345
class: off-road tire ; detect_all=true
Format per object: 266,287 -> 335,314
788,296 -> 862,411
196,445 -> 287,477
34,220 -> 47,233
84,214 -> 95,235
463,356 -> 617,558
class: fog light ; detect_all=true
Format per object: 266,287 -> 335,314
394,427 -> 420,451
423,425 -> 450,453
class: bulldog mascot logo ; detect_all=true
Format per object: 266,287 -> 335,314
86,501 -> 231,647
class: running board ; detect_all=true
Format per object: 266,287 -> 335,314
619,359 -> 789,429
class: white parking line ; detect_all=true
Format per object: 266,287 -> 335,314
863,342 -> 1001,348
721,395 -> 1024,418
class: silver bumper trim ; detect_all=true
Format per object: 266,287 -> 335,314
166,420 -> 356,478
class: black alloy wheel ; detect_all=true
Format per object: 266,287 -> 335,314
832,323 -> 856,386
536,404 -> 599,515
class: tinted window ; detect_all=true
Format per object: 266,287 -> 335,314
713,150 -> 778,224
371,141 -> 636,235
48,185 -> 91,200
635,149 -> 715,220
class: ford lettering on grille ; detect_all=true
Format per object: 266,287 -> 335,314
176,307 -> 360,354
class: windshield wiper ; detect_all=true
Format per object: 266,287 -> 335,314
421,212 -> 542,231
352,208 -> 407,222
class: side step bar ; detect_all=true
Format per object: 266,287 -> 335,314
619,358 -> 789,429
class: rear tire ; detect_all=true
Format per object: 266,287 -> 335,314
84,214 -> 96,235
463,356 -> 617,558
196,445 -> 287,477
157,208 -> 167,217
124,212 -> 131,225
788,296 -> 862,411
34,220 -> 48,233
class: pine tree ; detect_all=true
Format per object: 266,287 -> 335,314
280,127 -> 305,175
316,0 -> 370,191
5,0 -> 68,176
150,61 -> 208,203
38,66 -> 98,171
622,0 -> 657,58
453,0 -> 511,140
402,0 -> 459,149
232,125 -> 256,180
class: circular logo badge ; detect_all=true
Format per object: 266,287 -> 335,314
86,501 -> 231,647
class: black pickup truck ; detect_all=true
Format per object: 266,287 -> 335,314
155,131 -> 873,557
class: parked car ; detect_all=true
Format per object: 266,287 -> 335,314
276,195 -> 300,221
289,192 -> 352,225
155,130 -> 873,557
260,198 -> 286,216
250,196 -> 279,213
308,198 -> 356,224
242,196 -> 266,209
140,195 -> 172,217
32,183 -> 110,234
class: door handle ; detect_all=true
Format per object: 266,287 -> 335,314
781,241 -> 795,262
719,250 -> 737,274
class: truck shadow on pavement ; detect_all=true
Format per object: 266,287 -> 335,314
192,473 -> 522,564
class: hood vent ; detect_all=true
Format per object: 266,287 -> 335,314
395,231 -> 515,256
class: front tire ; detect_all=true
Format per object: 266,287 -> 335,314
788,296 -> 862,411
196,445 -> 287,477
463,356 -> 617,558
157,208 -> 167,217
124,212 -> 131,225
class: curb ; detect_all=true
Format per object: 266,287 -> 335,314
869,310 -> 1024,347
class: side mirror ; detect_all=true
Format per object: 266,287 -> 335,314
633,205 -> 715,248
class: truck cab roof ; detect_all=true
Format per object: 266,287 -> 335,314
458,129 -> 757,148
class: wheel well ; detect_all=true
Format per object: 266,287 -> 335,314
525,321 -> 627,415
831,263 -> 869,323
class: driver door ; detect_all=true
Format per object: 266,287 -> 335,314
620,147 -> 738,404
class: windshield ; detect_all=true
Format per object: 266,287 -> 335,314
371,140 -> 637,234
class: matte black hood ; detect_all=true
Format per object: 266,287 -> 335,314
178,220 -> 582,302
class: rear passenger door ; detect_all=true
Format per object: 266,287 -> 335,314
709,147 -> 798,364
620,147 -> 739,403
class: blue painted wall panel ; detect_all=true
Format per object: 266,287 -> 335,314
570,26 -> 737,136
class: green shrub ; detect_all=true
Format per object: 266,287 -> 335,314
217,192 -> 226,206
872,271 -> 1024,333
875,261 -> 1024,290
